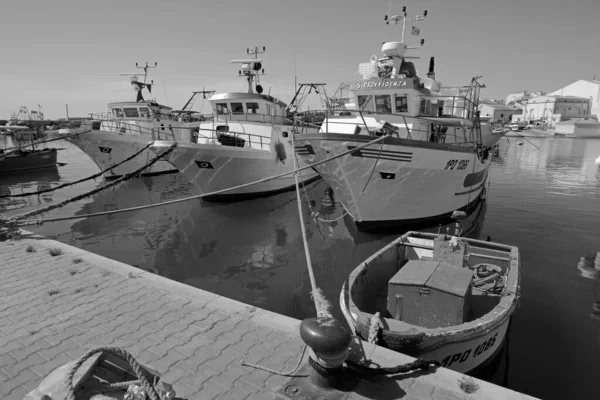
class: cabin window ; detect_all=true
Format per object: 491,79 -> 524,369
419,99 -> 429,115
246,102 -> 260,114
216,125 -> 229,132
139,108 -> 150,118
357,95 -> 374,112
231,103 -> 244,114
374,95 -> 392,114
123,108 -> 139,118
216,103 -> 229,115
394,95 -> 408,113
112,109 -> 124,118
266,104 -> 271,115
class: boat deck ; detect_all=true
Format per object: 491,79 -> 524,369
0,231 -> 536,400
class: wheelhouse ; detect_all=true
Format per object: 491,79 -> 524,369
209,92 -> 288,125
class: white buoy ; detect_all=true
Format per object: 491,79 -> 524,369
595,155 -> 600,165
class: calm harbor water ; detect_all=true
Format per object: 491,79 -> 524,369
2,135 -> 600,399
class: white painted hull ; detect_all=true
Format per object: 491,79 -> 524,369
418,320 -> 509,373
293,134 -> 490,229
60,129 -> 176,178
481,124 -> 508,147
152,127 -> 319,199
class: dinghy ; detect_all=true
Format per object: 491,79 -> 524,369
340,212 -> 520,374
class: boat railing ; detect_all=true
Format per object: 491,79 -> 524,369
294,108 -> 478,146
98,120 -> 156,137
417,94 -> 478,121
194,126 -> 271,151
211,111 -> 289,125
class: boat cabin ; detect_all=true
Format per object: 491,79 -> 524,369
106,101 -> 173,120
209,92 -> 288,125
318,41 -> 481,145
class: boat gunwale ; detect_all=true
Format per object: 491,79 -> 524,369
344,231 -> 521,340
292,133 -> 483,155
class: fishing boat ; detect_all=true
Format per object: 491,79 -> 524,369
340,212 -> 520,374
0,125 -> 58,173
150,46 -> 320,200
58,63 -> 204,178
0,148 -> 58,173
292,4 -> 493,231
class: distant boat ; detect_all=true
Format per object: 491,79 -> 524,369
0,148 -> 58,173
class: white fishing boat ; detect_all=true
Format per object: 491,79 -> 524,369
292,5 -> 494,231
150,46 -> 320,200
340,213 -> 521,374
59,63 -> 203,178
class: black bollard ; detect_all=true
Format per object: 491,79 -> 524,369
299,317 -> 352,390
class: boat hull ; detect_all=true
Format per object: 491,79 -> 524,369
0,148 -> 58,172
293,134 -> 490,231
60,128 -> 176,178
152,128 -> 320,200
352,310 -> 509,374
341,232 -> 520,374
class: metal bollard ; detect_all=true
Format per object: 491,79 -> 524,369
299,316 -> 352,390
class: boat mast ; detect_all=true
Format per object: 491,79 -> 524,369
231,46 -> 266,94
120,62 -> 157,102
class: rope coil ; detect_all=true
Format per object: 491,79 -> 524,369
65,346 -> 166,400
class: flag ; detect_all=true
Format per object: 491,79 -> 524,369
412,25 -> 420,36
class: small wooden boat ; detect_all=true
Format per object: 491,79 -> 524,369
340,213 -> 520,374
0,148 -> 57,172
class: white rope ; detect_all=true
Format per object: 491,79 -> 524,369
296,138 -> 385,223
291,131 -> 333,319
2,134 -> 388,227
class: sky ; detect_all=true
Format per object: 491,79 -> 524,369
0,0 -> 599,119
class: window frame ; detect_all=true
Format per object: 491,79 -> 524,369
231,102 -> 244,114
394,94 -> 408,113
216,103 -> 229,115
123,108 -> 140,118
246,102 -> 260,114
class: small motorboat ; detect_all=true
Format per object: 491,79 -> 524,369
340,211 -> 520,374
0,147 -> 58,173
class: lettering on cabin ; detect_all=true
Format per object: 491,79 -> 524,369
440,333 -> 499,368
355,79 -> 408,91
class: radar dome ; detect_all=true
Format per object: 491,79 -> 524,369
382,42 -> 407,58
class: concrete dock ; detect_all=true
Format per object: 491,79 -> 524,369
0,232 -> 537,400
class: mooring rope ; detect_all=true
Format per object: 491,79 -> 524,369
0,141 -> 156,199
291,130 -> 334,319
296,138 -> 385,224
2,134 -> 387,228
1,143 -> 176,225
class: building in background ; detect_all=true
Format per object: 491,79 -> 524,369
520,95 -> 591,127
549,79 -> 600,119
478,103 -> 522,123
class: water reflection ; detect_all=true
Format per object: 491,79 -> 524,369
0,168 -> 61,211
576,253 -> 600,320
